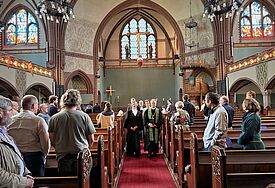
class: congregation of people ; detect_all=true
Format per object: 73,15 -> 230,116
0,88 -> 265,187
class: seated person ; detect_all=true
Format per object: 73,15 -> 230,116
97,102 -> 114,128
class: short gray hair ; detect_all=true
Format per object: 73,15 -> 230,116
0,95 -> 12,110
21,95 -> 37,110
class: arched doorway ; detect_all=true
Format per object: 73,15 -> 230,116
0,78 -> 19,100
265,75 -> 275,108
230,79 -> 263,109
25,84 -> 51,104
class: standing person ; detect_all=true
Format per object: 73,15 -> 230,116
238,98 -> 265,150
37,103 -> 51,125
182,94 -> 195,125
48,89 -> 95,176
170,101 -> 190,132
11,101 -> 19,116
97,102 -> 114,129
85,102 -> 93,113
124,101 -> 143,157
246,90 -> 256,99
142,99 -> 150,150
93,102 -> 101,113
144,98 -> 162,158
203,92 -> 228,151
8,95 -> 50,177
0,96 -> 34,187
138,100 -> 144,111
166,98 -> 176,114
220,96 -> 235,130
48,95 -> 58,117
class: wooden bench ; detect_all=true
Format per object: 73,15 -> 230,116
212,145 -> 275,188
186,133 -> 275,188
34,148 -> 91,188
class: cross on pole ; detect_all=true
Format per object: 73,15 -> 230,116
106,85 -> 116,104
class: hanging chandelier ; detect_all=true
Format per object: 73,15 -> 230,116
35,0 -> 75,24
185,0 -> 199,48
203,0 -> 243,22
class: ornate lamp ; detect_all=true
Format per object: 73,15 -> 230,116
185,0 -> 199,48
35,0 -> 75,23
203,0 -> 243,22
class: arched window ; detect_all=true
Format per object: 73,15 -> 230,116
5,9 -> 38,45
240,1 -> 274,39
121,18 -> 156,59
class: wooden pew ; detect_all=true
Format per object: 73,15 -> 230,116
212,145 -> 275,188
186,133 -> 275,188
93,127 -> 115,187
34,148 -> 91,188
92,135 -> 108,188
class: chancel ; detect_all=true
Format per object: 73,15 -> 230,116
0,0 -> 275,188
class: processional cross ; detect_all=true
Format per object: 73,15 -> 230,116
106,85 -> 116,104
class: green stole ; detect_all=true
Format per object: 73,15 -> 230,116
148,108 -> 160,143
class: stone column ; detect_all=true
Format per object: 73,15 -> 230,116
263,89 -> 272,108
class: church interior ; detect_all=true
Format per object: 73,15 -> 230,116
1,0 -> 275,187
0,0 -> 275,109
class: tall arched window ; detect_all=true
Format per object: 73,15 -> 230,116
6,9 -> 38,45
121,18 -> 156,60
240,1 -> 274,39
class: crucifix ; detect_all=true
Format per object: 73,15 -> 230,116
106,85 -> 116,104
127,30 -> 150,58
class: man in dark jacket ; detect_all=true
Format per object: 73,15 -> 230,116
220,95 -> 235,130
182,94 -> 195,125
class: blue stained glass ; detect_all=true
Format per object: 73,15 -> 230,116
8,14 -> 16,24
252,14 -> 262,25
263,6 -> 269,17
242,6 -> 250,17
28,24 -> 38,43
241,1 -> 273,39
139,19 -> 146,32
17,9 -> 27,22
147,23 -> 154,33
122,24 -> 129,35
263,17 -> 273,37
251,2 -> 261,15
121,17 -> 156,60
28,13 -> 36,24
6,9 -> 38,45
241,17 -> 250,26
122,36 -> 129,42
263,17 -> 272,25
130,19 -> 137,33
6,25 -> 16,44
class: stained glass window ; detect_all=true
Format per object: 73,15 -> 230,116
5,9 -> 38,45
121,17 -> 156,60
240,1 -> 274,39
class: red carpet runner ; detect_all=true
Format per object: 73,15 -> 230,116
118,143 -> 176,188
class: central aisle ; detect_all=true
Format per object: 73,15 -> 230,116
118,144 -> 176,188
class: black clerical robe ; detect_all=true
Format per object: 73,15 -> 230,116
124,109 -> 143,156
